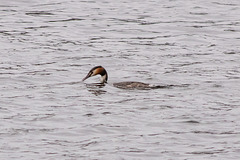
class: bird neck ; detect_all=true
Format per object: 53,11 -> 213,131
100,72 -> 108,83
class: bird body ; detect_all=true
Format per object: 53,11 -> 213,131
113,81 -> 150,89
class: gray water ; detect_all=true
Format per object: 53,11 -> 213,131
1,0 -> 240,159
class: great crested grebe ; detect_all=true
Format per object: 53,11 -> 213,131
82,66 -> 160,89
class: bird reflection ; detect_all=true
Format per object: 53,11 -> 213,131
85,83 -> 106,96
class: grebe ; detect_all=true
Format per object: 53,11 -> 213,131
82,66 -> 158,89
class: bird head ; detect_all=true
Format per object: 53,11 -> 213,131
82,66 -> 108,83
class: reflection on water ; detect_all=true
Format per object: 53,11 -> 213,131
85,83 -> 107,96
0,0 -> 240,159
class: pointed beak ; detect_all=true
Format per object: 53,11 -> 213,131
82,72 -> 91,81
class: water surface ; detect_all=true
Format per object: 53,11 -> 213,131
0,0 -> 240,159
